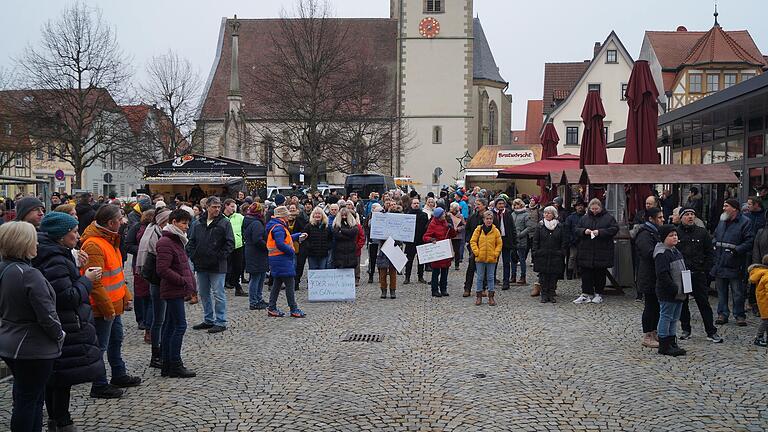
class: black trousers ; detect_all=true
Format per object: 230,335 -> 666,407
226,247 -> 244,288
641,291 -> 660,333
404,245 -> 424,280
464,253 -> 476,290
367,243 -> 379,277
539,273 -> 559,298
580,267 -> 607,295
2,357 -> 54,432
45,385 -> 73,427
294,251 -> 308,288
680,271 -> 717,336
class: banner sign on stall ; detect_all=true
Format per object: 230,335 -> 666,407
370,212 -> 416,242
416,239 -> 454,264
308,269 -> 356,302
381,237 -> 408,273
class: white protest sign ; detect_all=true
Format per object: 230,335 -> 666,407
381,237 -> 408,273
682,270 -> 692,294
308,269 -> 356,302
416,239 -> 454,264
370,212 -> 416,242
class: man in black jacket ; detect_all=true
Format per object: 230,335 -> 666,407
493,197 -> 518,290
404,198 -> 429,284
463,198 -> 487,296
676,207 -> 722,343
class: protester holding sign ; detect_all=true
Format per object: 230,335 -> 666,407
332,208 -> 360,271
303,207 -> 332,270
423,207 -> 456,297
404,198 -> 429,285
470,211 -> 502,306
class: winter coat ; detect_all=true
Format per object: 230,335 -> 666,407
376,239 -> 402,269
576,209 -> 619,269
76,203 -> 95,234
711,213 -> 754,279
532,222 -> 568,275
156,231 -> 197,300
227,212 -> 245,249
333,223 -> 360,269
81,222 -> 132,318
564,211 -> 584,246
754,227 -> 768,265
685,194 -> 704,219
355,224 -> 366,257
405,208 -> 430,250
32,233 -> 103,386
265,218 -> 300,277
129,224 -> 150,297
634,223 -> 660,294
458,200 -> 470,219
654,244 -> 687,303
124,221 -> 144,258
493,209 -> 517,250
422,217 -> 456,269
449,212 -> 466,240
287,218 -> 306,254
677,222 -> 713,273
747,264 -> 768,318
746,210 -> 766,236
302,222 -> 332,257
464,210 -> 484,255
0,259 -> 64,360
244,215 -> 269,274
511,209 -> 531,249
469,225 -> 502,264
187,215 -> 235,273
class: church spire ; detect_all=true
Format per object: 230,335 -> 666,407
228,15 -> 241,98
713,2 -> 719,27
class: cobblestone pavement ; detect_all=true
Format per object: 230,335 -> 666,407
2,262 -> 768,431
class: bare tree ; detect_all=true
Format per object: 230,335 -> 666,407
134,51 -> 201,163
11,1 -> 132,188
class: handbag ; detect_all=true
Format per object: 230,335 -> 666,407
141,252 -> 161,285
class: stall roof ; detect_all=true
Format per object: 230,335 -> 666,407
497,154 -> 580,179
144,154 -> 267,179
578,164 -> 739,185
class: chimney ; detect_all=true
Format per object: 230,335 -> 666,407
593,42 -> 602,58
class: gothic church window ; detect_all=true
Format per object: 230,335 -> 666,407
488,101 -> 498,146
432,126 -> 442,144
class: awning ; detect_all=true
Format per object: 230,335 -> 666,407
144,154 -> 267,184
143,176 -> 244,185
497,154 -> 580,179
579,163 -> 739,185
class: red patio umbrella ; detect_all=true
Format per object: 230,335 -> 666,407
538,123 -> 560,202
579,90 -> 608,169
623,60 -> 660,221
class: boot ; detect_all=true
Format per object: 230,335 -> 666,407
463,288 -> 471,297
150,346 -> 163,369
418,276 -> 427,284
550,287 -> 557,303
144,329 -> 151,344
380,288 -> 387,299
475,291 -> 483,306
670,337 -> 687,356
235,286 -> 247,297
501,282 -> 510,291
368,274 -> 374,284
167,361 -> 196,378
540,292 -> 548,303
482,289 -> 488,297
488,291 -> 496,306
517,277 -> 527,286
403,276 -> 411,285
642,332 -> 659,348
657,336 -> 672,356
652,330 -> 659,342
389,288 -> 396,299
530,283 -> 541,297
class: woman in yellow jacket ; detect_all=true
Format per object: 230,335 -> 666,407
470,210 -> 503,306
748,255 -> 768,346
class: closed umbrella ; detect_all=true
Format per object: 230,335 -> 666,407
579,90 -> 608,169
539,123 -> 560,202
623,60 -> 660,221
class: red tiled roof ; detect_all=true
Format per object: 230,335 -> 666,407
525,100 -> 544,140
645,28 -> 765,70
543,62 -> 590,115
199,18 -> 398,120
683,25 -> 765,67
121,105 -> 150,137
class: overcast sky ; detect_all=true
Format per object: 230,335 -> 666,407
1,0 -> 766,130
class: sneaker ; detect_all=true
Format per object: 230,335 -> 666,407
754,338 -> 768,347
192,322 -> 214,330
591,294 -> 604,304
573,294 -> 592,304
90,384 -> 124,399
207,325 -> 227,334
736,318 -> 747,327
290,309 -> 306,318
679,330 -> 691,340
268,308 -> 285,317
706,333 -> 724,343
110,375 -> 142,388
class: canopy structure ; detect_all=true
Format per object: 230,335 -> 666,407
144,154 -> 267,185
497,154 -> 580,180
578,164 -> 739,185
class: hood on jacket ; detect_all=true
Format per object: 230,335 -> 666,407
34,232 -> 72,264
749,264 -> 768,283
81,221 -> 120,248
653,242 -> 671,258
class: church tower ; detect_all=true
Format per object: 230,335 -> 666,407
395,0 -> 474,190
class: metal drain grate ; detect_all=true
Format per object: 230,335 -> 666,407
342,333 -> 383,343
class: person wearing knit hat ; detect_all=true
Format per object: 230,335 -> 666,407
15,196 -> 45,227
273,206 -> 289,219
155,201 -> 167,210
39,212 -> 79,241
264,203 -> 306,318
274,194 -> 286,206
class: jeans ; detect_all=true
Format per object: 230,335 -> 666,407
307,256 -> 328,270
475,262 -> 495,292
161,298 -> 187,364
269,276 -> 298,311
93,315 -> 127,386
45,385 -> 72,427
499,247 -> 512,285
641,291 -> 660,333
197,272 -> 227,327
149,283 -> 166,350
431,267 -> 449,294
2,357 -> 53,432
716,277 -> 745,320
511,246 -> 528,280
248,272 -> 266,307
681,271 -> 717,335
581,267 -> 607,295
134,295 -> 153,329
658,301 -> 683,338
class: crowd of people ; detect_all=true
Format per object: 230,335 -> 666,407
2,182 -> 768,430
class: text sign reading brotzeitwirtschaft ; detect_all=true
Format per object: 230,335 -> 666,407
370,212 -> 416,242
308,269 -> 356,302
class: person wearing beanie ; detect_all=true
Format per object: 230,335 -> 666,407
711,198 -> 754,327
653,224 -> 687,356
635,207 -> 664,349
274,194 -> 286,206
188,197 -> 235,334
15,196 -> 45,227
423,205 -> 456,297
265,205 -> 306,317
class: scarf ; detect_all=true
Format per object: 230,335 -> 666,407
498,209 -> 506,236
482,224 -> 492,235
643,221 -> 659,233
544,219 -> 559,231
163,224 -> 189,246
136,223 -> 162,270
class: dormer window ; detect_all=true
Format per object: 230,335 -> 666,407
425,0 -> 444,13
606,49 -> 617,64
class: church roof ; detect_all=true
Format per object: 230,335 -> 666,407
198,18 -> 398,120
645,27 -> 765,71
472,18 -> 506,85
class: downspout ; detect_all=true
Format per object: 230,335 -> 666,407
396,0 -> 404,177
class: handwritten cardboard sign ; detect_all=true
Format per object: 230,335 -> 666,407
416,239 -> 454,264
370,212 -> 416,242
381,237 -> 408,273
308,269 -> 356,302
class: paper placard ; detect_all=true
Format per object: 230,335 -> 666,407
416,239 -> 454,264
682,270 -> 692,294
370,212 -> 416,242
308,269 -> 356,302
381,237 -> 408,273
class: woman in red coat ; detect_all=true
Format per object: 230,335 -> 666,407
423,207 -> 456,297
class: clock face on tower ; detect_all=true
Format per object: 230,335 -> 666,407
419,17 -> 440,38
